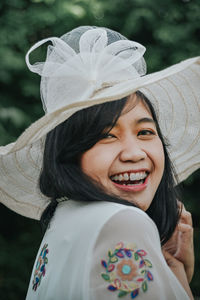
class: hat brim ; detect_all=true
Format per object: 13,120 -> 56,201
0,56 -> 200,219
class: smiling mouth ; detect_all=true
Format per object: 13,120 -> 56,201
110,171 -> 149,186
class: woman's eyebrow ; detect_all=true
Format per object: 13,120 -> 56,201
112,117 -> 156,129
136,117 -> 155,125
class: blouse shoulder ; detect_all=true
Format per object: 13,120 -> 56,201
89,206 -> 190,300
26,201 -> 190,300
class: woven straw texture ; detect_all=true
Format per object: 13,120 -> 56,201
0,27 -> 199,220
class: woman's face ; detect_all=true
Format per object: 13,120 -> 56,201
80,96 -> 165,211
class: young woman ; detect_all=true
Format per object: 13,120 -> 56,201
0,26 -> 199,299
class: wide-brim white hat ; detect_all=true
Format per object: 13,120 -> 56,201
0,26 -> 200,220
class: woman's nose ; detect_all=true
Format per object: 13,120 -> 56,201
119,138 -> 147,162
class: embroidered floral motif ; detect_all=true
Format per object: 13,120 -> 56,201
117,259 -> 138,281
32,243 -> 49,291
101,242 -> 153,298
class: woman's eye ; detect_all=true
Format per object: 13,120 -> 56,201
101,133 -> 116,140
138,130 -> 155,136
104,133 -> 116,139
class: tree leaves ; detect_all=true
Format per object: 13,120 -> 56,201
0,0 -> 199,298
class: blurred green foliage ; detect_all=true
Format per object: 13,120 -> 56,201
0,0 -> 199,298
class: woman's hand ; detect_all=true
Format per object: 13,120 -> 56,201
163,250 -> 194,299
162,203 -> 194,282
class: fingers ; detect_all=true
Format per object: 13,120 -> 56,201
162,229 -> 179,255
177,201 -> 193,226
180,208 -> 193,226
162,250 -> 182,268
162,250 -> 175,267
178,223 -> 193,233
177,223 -> 194,245
175,223 -> 194,269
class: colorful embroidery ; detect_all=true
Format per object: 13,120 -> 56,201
101,242 -> 153,298
32,243 -> 49,291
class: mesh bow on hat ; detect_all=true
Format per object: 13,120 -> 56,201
0,26 -> 200,220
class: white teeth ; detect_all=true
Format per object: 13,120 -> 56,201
130,173 -> 136,180
123,173 -> 129,180
119,174 -> 123,181
111,172 -> 147,181
130,172 -> 147,181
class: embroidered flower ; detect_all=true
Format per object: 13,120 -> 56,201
117,259 -> 138,281
32,243 -> 49,291
101,242 -> 153,298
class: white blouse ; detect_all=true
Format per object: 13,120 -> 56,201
26,200 -> 190,300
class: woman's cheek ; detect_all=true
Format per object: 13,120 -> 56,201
80,143 -> 117,180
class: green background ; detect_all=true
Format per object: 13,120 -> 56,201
0,0 -> 199,298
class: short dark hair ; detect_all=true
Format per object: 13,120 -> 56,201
39,91 -> 180,244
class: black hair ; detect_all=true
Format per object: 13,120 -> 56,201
39,91 -> 180,244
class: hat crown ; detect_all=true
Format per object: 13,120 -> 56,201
26,26 -> 146,113
1,25 -> 200,219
